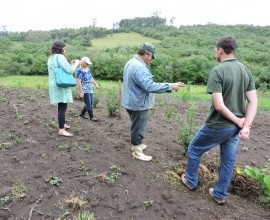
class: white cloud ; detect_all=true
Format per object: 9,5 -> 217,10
1,0 -> 269,32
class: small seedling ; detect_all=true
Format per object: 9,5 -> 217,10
143,199 -> 154,207
46,176 -> 63,186
0,196 -> 12,204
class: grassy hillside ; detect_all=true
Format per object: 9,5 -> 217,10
1,23 -> 270,88
91,32 -> 160,49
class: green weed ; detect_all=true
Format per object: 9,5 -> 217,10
181,85 -> 191,102
8,133 -> 22,145
58,144 -> 71,151
178,105 -> 199,154
93,92 -> 100,107
0,196 -> 12,204
75,211 -> 95,220
165,105 -> 175,120
103,164 -> 122,184
237,164 -> 270,197
105,87 -> 119,116
46,176 -> 63,186
142,199 -> 154,207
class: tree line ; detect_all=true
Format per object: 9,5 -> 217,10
0,15 -> 269,89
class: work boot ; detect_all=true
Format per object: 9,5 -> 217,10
79,106 -> 88,119
131,144 -> 147,152
88,109 -> 98,122
131,144 -> 152,161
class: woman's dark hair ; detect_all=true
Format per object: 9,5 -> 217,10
51,40 -> 65,54
216,36 -> 237,54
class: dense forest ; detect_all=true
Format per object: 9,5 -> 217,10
0,15 -> 269,89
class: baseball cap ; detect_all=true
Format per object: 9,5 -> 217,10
81,56 -> 92,65
142,43 -> 156,59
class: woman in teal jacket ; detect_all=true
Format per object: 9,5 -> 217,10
47,41 -> 79,137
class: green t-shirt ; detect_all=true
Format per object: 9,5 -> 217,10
205,58 -> 255,128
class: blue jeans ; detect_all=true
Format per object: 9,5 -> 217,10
126,109 -> 149,146
84,93 -> 94,111
185,125 -> 239,200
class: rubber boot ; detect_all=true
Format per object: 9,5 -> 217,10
79,106 -> 88,119
88,109 -> 98,122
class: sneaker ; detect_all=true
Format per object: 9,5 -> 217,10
132,151 -> 152,161
181,174 -> 196,190
209,188 -> 226,205
131,144 -> 147,152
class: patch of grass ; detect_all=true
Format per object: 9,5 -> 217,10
92,32 -> 160,49
8,132 -> 22,145
72,161 -> 90,175
12,182 -> 27,199
1,76 -> 269,110
0,75 -> 48,89
76,143 -> 93,153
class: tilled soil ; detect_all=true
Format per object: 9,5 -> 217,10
0,87 -> 269,220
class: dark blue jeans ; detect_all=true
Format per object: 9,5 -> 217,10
84,93 -> 94,111
126,109 -> 149,146
185,125 -> 239,200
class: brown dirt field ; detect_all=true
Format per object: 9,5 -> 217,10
0,87 -> 269,220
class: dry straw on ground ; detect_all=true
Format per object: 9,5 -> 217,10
171,159 -> 261,199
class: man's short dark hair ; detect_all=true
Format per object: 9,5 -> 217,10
137,43 -> 156,59
216,36 -> 237,54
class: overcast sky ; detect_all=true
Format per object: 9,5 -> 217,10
1,0 -> 269,32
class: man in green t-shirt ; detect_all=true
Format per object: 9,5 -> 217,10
181,36 -> 258,205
